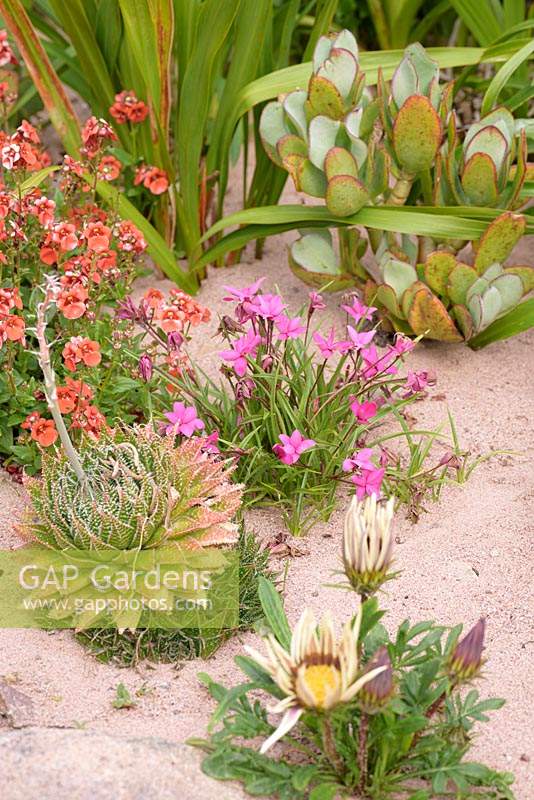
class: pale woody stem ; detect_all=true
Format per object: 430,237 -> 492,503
35,286 -> 87,484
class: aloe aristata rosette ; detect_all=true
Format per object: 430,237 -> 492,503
21,425 -> 242,550
342,494 -> 395,597
245,606 -> 385,753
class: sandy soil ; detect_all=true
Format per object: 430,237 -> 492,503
0,179 -> 532,797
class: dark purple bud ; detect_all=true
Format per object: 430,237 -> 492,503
235,378 -> 255,401
438,451 -> 462,469
359,647 -> 395,712
449,618 -> 485,682
261,354 -> 273,372
116,296 -> 148,323
138,353 -> 153,382
167,331 -> 184,351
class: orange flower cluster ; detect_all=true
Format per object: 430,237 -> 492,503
21,412 -> 58,447
62,336 -> 101,372
134,164 -> 169,195
0,286 -> 24,345
22,379 -> 107,447
142,287 -> 211,333
109,90 -> 149,124
0,121 -> 50,172
97,154 -> 122,181
81,116 -> 117,159
0,30 -> 18,67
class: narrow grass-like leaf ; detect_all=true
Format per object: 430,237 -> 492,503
468,299 -> 534,348
94,180 -> 198,292
448,0 -> 503,45
481,38 -> 534,114
19,166 -> 60,194
1,0 -> 81,155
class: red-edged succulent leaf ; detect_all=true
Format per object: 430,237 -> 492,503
447,263 -> 478,305
401,280 -> 429,318
461,152 -> 498,206
407,288 -> 463,342
452,305 -> 473,340
423,251 -> 457,295
306,74 -> 344,120
324,146 -> 358,179
464,125 -> 508,171
325,174 -> 369,217
393,95 -> 442,175
277,134 -> 308,160
473,212 -> 526,273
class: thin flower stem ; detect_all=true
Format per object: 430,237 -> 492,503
35,281 -> 87,485
322,715 -> 345,778
357,712 -> 369,795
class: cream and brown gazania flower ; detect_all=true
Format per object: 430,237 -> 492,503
245,606 -> 386,753
342,494 -> 395,596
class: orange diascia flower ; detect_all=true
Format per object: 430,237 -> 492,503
2,314 -> 25,341
134,164 -> 169,195
97,155 -> 122,181
62,336 -> 102,372
143,287 -> 164,309
30,417 -> 58,447
57,284 -> 89,320
56,384 -> 78,414
116,220 -> 147,253
83,221 -> 111,253
51,221 -> 79,252
81,116 -> 117,158
109,90 -> 149,124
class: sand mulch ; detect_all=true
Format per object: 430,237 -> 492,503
0,197 -> 532,797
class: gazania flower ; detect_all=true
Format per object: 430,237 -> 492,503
342,494 -> 395,597
449,618 -> 485,682
245,607 -> 385,753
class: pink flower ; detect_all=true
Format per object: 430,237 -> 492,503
164,402 -> 205,437
342,297 -> 376,323
219,329 -> 262,377
403,370 -> 436,397
201,431 -> 220,454
347,325 -> 375,350
360,345 -> 397,379
273,430 -> 316,465
313,327 -> 349,359
389,334 -> 415,357
1,143 -> 20,170
222,277 -> 265,303
352,466 -> 385,499
246,293 -> 286,321
276,315 -> 305,340
350,399 -> 378,423
342,448 -> 374,473
308,291 -> 326,312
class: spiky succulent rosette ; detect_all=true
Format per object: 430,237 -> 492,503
20,424 -> 242,550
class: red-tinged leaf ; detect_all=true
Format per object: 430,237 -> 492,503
393,95 -> 442,175
1,0 -> 81,155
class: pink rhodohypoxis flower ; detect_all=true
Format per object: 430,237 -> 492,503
222,277 -> 265,304
246,293 -> 287,321
342,448 -> 374,473
201,431 -> 220,454
352,465 -> 385,499
347,325 -> 376,350
389,333 -> 415,357
350,399 -> 378,423
219,329 -> 262,377
273,430 -> 316,465
360,345 -> 397,379
308,291 -> 326,312
342,297 -> 376,323
276,315 -> 306,340
403,370 -> 436,397
164,402 -> 205,437
313,327 -> 349,359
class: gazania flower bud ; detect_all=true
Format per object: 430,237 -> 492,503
342,494 -> 395,597
449,618 -> 485,682
359,647 -> 394,712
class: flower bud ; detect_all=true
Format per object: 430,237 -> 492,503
342,494 -> 395,596
449,618 -> 485,682
167,330 -> 184,351
359,647 -> 394,712
138,353 -> 153,382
